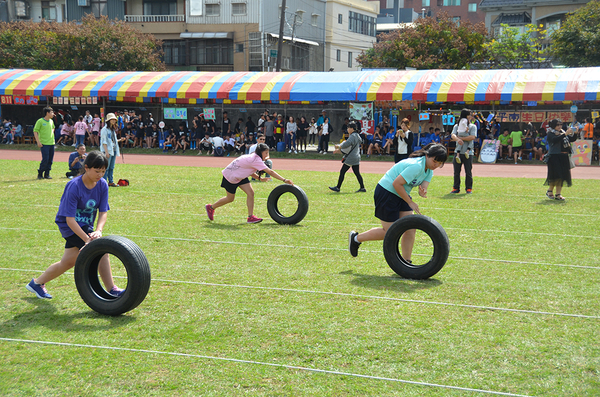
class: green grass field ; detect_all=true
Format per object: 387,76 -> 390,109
1,158 -> 599,396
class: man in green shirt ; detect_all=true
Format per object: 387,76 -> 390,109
33,107 -> 55,179
509,128 -> 524,164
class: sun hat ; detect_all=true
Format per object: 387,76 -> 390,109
105,113 -> 117,122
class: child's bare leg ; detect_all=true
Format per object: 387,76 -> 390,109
239,183 -> 255,217
212,192 -> 236,210
35,247 -> 79,285
357,220 -> 393,243
98,253 -> 117,290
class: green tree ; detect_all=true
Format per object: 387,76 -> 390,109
483,23 -> 551,69
551,0 -> 600,67
0,15 -> 165,71
356,12 -> 487,70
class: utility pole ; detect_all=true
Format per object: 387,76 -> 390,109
276,0 -> 286,72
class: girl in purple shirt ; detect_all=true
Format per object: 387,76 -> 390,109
26,151 -> 125,299
205,143 -> 293,224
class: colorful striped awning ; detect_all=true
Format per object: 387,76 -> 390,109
1,67 -> 599,103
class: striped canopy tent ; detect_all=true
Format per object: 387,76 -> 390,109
1,67 -> 599,104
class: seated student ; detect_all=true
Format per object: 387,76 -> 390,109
532,128 -> 547,161
2,121 -> 13,144
430,128 -> 442,144
212,133 -> 225,157
173,124 -> 189,154
498,129 -> 511,160
383,127 -> 396,155
57,121 -> 73,146
13,121 -> 23,143
198,132 -> 213,155
66,144 -> 87,178
163,126 -> 176,153
223,133 -> 236,156
236,132 -> 247,155
123,123 -> 135,148
367,127 -> 384,157
245,132 -> 256,153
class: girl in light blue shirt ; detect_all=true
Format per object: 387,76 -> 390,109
348,143 -> 448,261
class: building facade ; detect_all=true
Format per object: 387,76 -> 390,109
325,0 -> 379,72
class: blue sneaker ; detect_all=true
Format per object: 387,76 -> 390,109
26,279 -> 52,299
108,286 -> 125,297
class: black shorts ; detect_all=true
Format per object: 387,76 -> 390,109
373,184 -> 412,222
512,145 -> 522,150
221,176 -> 250,194
64,226 -> 92,249
92,131 -> 99,136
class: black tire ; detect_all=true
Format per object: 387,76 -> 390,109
74,235 -> 151,316
383,215 -> 449,280
267,184 -> 309,225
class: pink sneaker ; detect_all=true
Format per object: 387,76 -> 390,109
247,215 -> 263,224
205,204 -> 214,221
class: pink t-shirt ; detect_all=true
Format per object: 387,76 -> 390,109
61,124 -> 73,136
74,121 -> 87,136
92,117 -> 101,132
222,153 -> 268,184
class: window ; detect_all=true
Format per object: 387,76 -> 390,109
232,3 -> 246,16
206,3 -> 220,16
546,19 -> 561,34
311,14 -> 318,26
144,0 -> 176,15
348,52 -> 353,68
296,10 -> 304,22
90,0 -> 107,17
422,0 -> 430,6
468,3 -> 477,12
336,49 -> 341,62
41,1 -> 56,20
348,11 -> 376,37
163,39 -> 233,66
452,16 -> 460,25
338,14 -> 342,24
443,0 -> 460,5
163,40 -> 187,65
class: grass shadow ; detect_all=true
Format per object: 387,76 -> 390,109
1,298 -> 136,337
339,269 -> 442,293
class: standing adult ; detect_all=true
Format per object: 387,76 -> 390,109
393,118 -> 414,163
544,119 -> 577,201
450,111 -> 477,194
318,117 -> 332,154
329,121 -> 365,193
264,115 -> 275,150
33,106 -> 56,180
100,113 -> 124,187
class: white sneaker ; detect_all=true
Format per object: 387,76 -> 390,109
288,150 -> 292,153
294,150 -> 298,154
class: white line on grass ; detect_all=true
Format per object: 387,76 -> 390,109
11,202 -> 600,219
1,227 -> 599,270
2,268 -> 598,320
0,337 -> 533,397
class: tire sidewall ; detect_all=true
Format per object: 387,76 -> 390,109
267,184 -> 309,225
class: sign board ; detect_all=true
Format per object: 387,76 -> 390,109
349,102 -> 373,121
203,108 -> 216,120
572,140 -> 593,166
570,105 -> 578,113
478,139 -> 501,164
270,50 -> 277,58
164,108 -> 187,120
419,113 -> 430,121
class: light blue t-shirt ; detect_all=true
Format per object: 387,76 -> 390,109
378,156 -> 433,197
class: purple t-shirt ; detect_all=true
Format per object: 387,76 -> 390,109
55,176 -> 110,238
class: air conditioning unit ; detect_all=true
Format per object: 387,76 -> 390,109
77,0 -> 90,6
14,0 -> 30,17
283,58 -> 290,69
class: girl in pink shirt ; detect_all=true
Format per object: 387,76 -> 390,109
74,116 -> 88,146
205,143 -> 293,224
91,114 -> 102,147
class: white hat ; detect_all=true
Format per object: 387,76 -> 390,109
105,113 -> 117,122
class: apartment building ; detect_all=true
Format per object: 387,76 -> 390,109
325,0 -> 379,72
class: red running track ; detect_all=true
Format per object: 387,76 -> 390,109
1,149 -> 598,179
